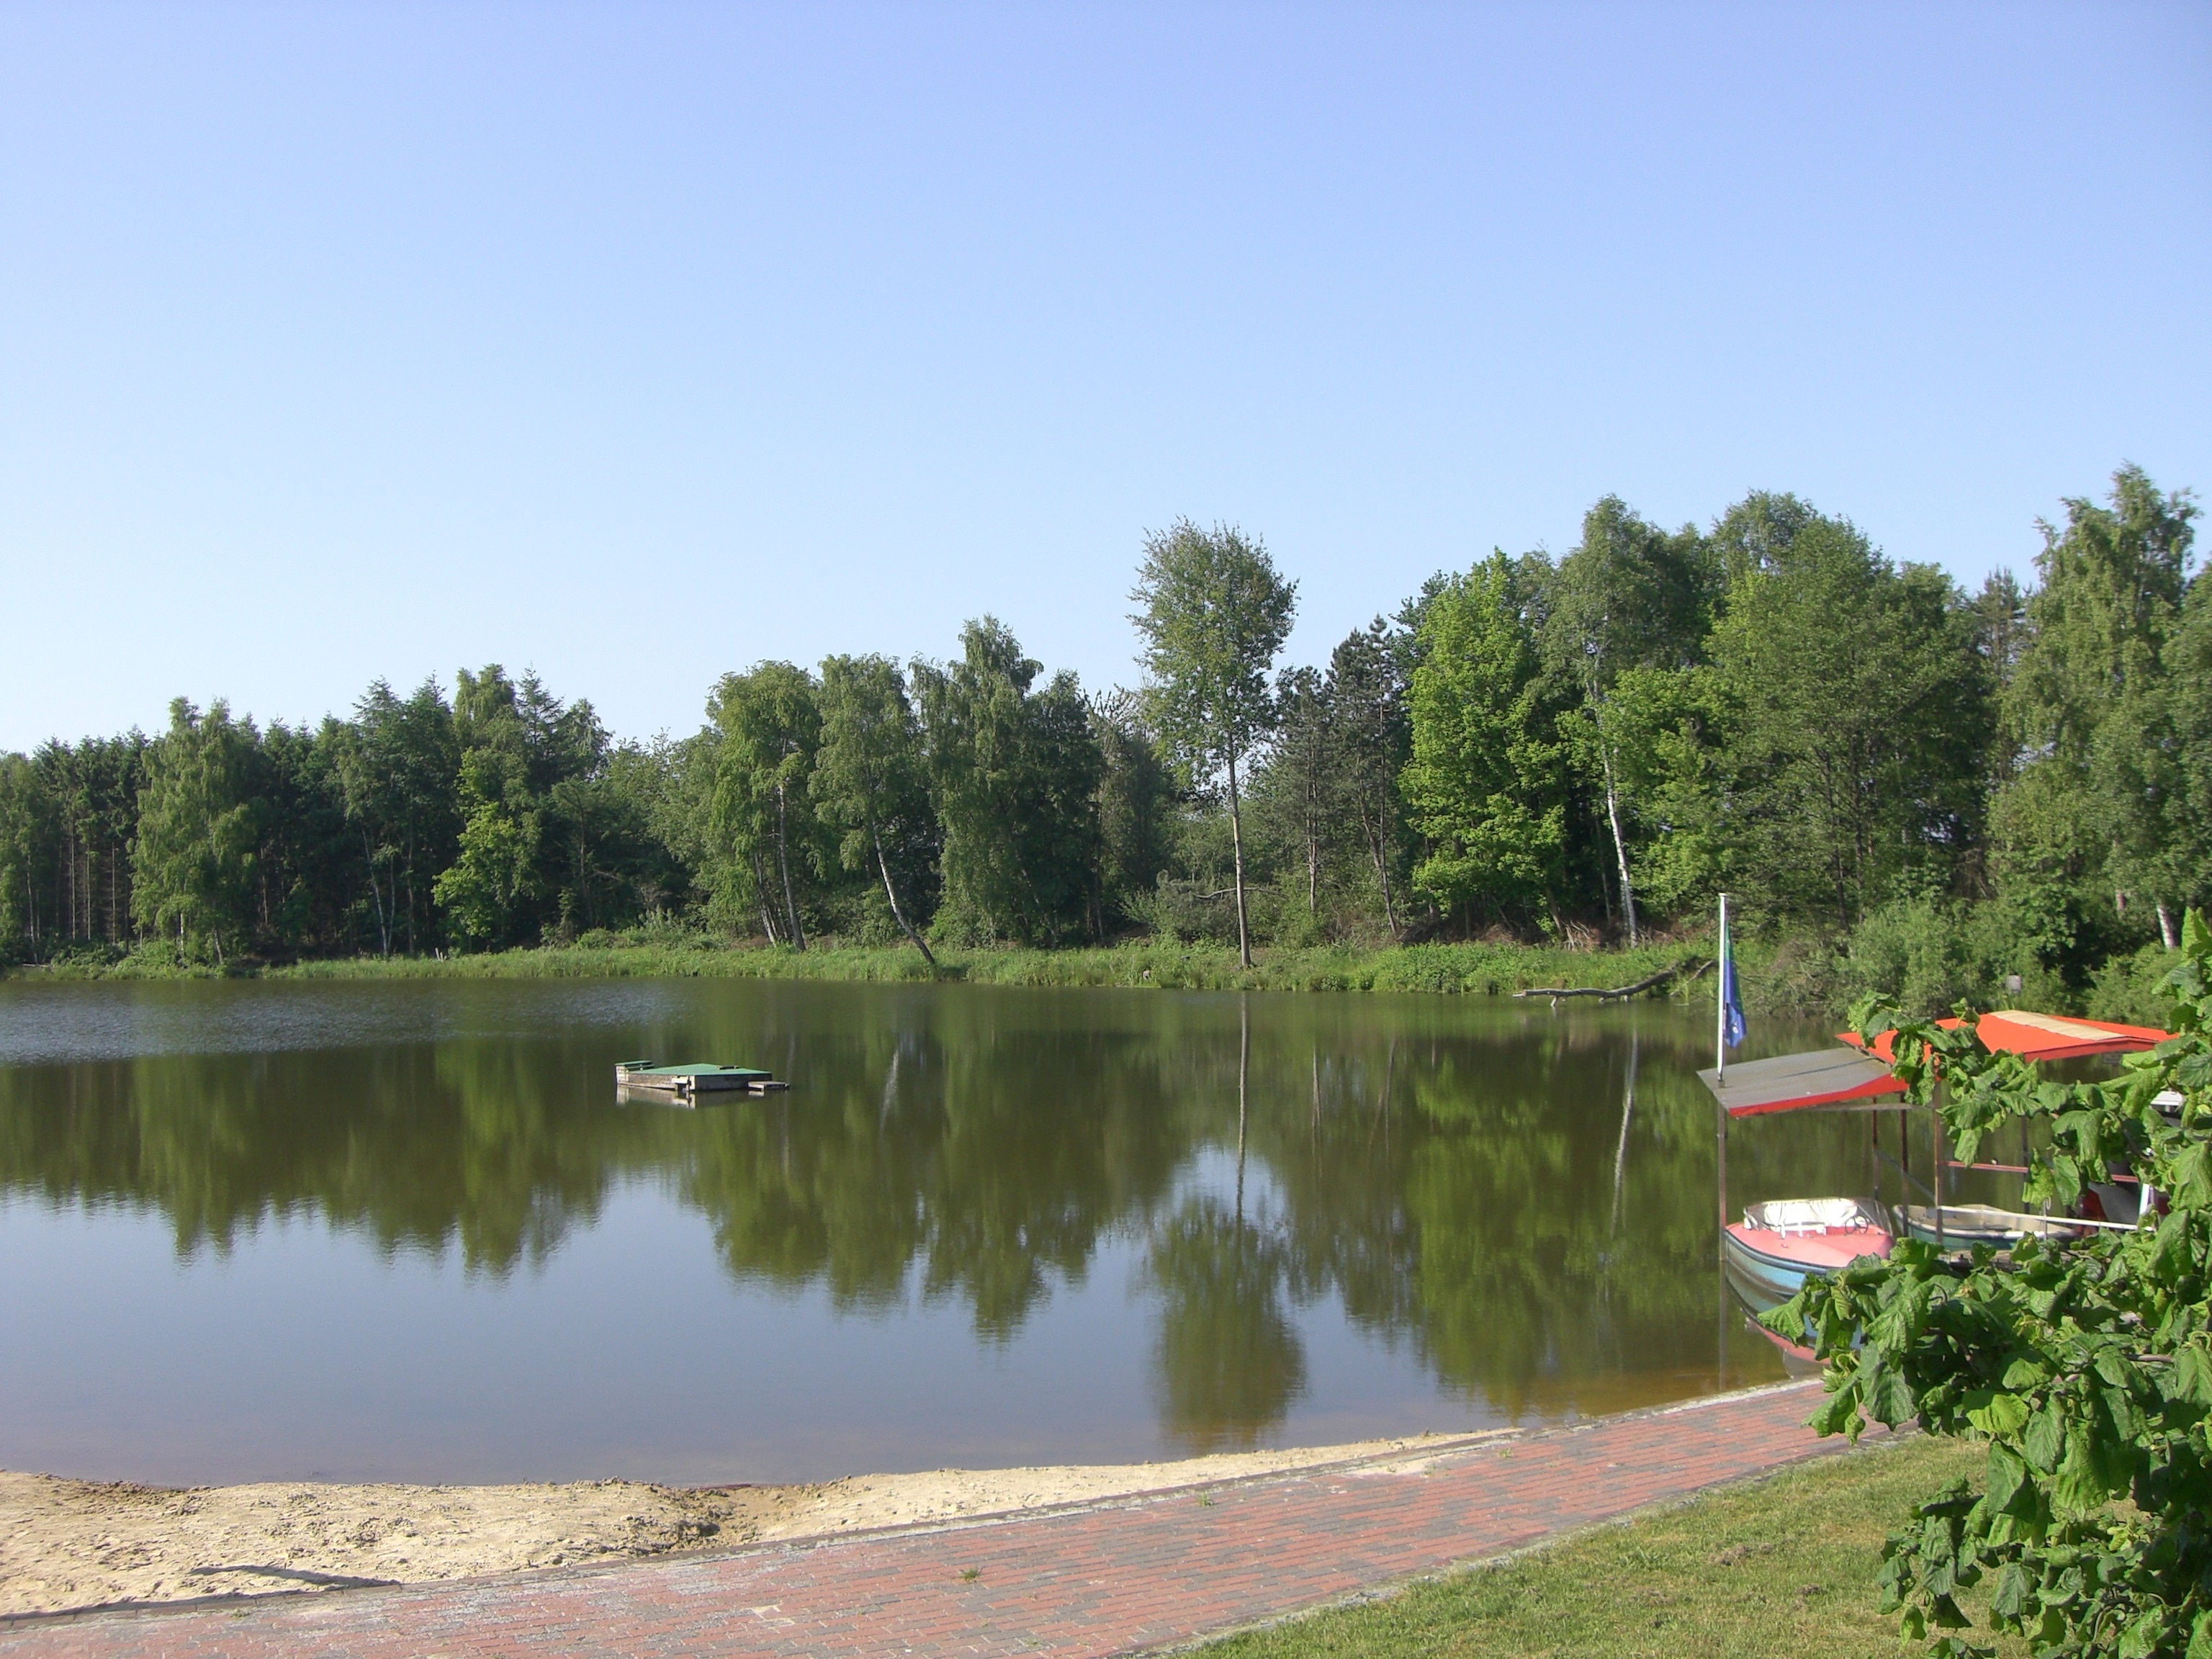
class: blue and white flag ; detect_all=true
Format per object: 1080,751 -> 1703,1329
1721,953 -> 1747,1050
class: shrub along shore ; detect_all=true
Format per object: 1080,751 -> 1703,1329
16,928 -> 2182,1026
15,935 -> 1722,1000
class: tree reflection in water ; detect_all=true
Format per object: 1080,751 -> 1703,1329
1142,1193 -> 1308,1452
0,979 -> 1877,1449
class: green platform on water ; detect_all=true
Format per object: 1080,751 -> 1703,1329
614,1061 -> 789,1101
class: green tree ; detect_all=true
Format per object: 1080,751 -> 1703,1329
0,752 -> 56,950
1264,665 -> 1336,925
1602,662 -> 1735,917
1090,689 -> 1174,938
131,698 -> 260,963
708,662 -> 823,948
1997,467 -> 2200,959
913,619 -> 1101,946
1545,497 -> 1714,943
814,654 -> 939,961
1326,619 -> 1413,937
331,678 -> 460,956
2167,574 -> 2212,925
1401,552 -> 1568,932
432,747 -> 542,947
1712,511 -> 1992,928
253,720 -> 360,955
451,665 -> 616,942
1130,521 -> 1298,968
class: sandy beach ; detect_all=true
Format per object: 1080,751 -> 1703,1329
1,1433 -> 1496,1619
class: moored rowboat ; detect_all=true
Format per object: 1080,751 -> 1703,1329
1892,1203 -> 2088,1248
1721,1197 -> 1892,1303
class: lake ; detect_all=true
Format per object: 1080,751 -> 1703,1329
0,976 -> 1891,1487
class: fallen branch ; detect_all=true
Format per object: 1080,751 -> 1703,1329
1514,960 -> 1709,1003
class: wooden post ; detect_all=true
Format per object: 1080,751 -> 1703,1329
1933,1107 -> 1945,1251
1716,1101 -> 1730,1233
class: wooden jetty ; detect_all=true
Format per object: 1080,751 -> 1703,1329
614,1061 -> 790,1103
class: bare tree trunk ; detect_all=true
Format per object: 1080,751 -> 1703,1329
1356,799 -> 1400,938
1600,737 -> 1638,946
2158,903 -> 2177,952
1306,799 -> 1318,917
871,814 -> 935,965
749,846 -> 781,944
361,831 -> 391,956
1226,748 -> 1251,968
775,781 -> 806,951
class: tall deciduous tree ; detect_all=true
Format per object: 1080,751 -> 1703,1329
814,654 -> 939,962
1712,513 -> 1992,930
132,698 -> 260,963
0,752 -> 56,949
1401,553 -> 1568,932
1131,522 -> 1298,968
1326,619 -> 1412,938
1997,466 -> 2200,955
914,619 -> 1101,946
708,662 -> 823,949
1266,666 -> 1335,922
332,678 -> 460,956
1545,497 -> 1714,944
1090,690 -> 1173,938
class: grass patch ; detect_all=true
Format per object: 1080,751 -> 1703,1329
1200,1435 -> 2023,1659
244,938 -> 1712,997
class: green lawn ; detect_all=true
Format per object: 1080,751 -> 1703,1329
1202,1435 -> 2023,1659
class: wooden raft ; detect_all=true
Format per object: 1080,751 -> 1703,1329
614,1061 -> 791,1102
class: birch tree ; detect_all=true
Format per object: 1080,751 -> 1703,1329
814,654 -> 938,962
1545,498 -> 1712,945
708,663 -> 822,949
131,698 -> 259,964
1131,522 -> 1297,968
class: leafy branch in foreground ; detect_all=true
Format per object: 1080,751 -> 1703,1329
1766,909 -> 2212,1657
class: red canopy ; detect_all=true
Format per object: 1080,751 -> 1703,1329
1699,1010 -> 2172,1119
1848,1010 -> 2170,1066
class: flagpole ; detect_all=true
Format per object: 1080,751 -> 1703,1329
1715,891 -> 1730,1233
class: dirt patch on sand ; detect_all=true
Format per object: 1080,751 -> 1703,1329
1,1433 -> 1493,1618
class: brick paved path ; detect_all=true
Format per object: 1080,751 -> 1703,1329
1,1380 -> 1848,1658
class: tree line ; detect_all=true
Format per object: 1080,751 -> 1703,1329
1,467 -> 2204,1004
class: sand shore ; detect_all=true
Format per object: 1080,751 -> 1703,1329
1,1433 -> 1496,1619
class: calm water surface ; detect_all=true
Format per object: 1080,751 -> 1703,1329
1,977 -> 1891,1485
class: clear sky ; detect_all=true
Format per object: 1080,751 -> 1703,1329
3,2 -> 2206,752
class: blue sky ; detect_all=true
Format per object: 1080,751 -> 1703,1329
3,2 -> 2206,752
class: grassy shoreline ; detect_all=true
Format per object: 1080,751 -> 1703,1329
1201,1433 -> 2021,1658
7,936 -> 1721,999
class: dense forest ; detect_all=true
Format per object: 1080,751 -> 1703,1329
3,467 -> 2204,1015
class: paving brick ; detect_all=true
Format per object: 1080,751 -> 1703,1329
0,1381 -> 1859,1659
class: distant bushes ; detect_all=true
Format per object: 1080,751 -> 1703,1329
14,906 -> 2193,1029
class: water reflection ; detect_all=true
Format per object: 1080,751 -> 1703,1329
0,979 -> 1878,1480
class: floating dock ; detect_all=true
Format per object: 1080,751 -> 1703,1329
614,1061 -> 790,1103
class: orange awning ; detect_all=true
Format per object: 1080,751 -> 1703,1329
1848,1010 -> 2170,1066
